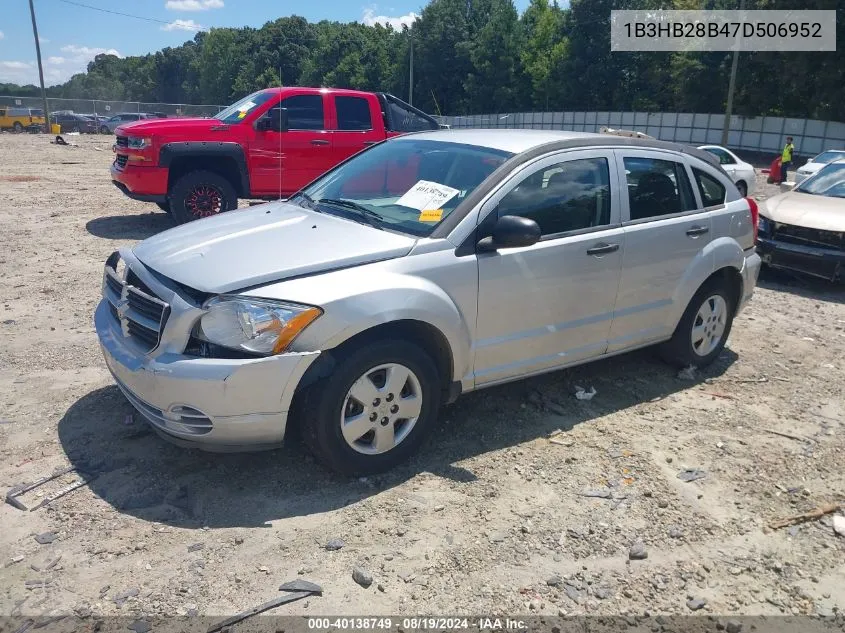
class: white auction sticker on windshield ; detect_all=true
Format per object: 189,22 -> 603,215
396,180 -> 460,211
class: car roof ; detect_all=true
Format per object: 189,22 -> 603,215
395,128 -> 721,166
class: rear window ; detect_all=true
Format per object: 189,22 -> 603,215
623,157 -> 696,220
335,96 -> 372,131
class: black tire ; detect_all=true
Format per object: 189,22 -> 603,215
100,125 -> 110,134
298,339 -> 441,476
169,170 -> 237,224
659,279 -> 736,369
736,180 -> 747,197
13,122 -> 24,133
156,201 -> 172,215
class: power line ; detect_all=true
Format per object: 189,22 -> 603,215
56,0 -> 171,25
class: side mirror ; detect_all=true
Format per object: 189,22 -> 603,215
256,108 -> 288,133
478,215 -> 541,251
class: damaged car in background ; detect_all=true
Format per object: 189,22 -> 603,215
95,129 -> 761,475
756,159 -> 845,282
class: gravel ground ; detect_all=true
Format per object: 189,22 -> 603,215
0,132 -> 844,623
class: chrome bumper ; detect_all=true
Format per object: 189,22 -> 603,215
95,300 -> 319,451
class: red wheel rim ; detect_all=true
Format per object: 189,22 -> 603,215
185,185 -> 223,218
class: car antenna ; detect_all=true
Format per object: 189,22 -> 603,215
278,67 -> 283,202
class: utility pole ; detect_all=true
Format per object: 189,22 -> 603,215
721,0 -> 746,146
408,29 -> 414,106
28,0 -> 51,133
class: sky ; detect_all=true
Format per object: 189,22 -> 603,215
0,0 -> 533,87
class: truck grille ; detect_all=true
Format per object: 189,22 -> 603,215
772,222 -> 844,251
115,154 -> 127,169
103,252 -> 170,353
116,135 -> 128,148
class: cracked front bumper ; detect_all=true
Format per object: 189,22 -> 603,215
95,300 -> 319,451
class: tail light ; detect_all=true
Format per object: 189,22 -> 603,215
745,196 -> 759,242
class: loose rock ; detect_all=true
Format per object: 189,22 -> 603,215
187,543 -> 204,552
687,598 -> 707,611
352,566 -> 373,588
547,574 -> 562,587
34,532 -> 56,545
726,621 -> 743,633
629,540 -> 648,560
325,539 -> 345,551
832,514 -> 845,537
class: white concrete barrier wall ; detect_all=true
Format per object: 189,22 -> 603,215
439,111 -> 845,156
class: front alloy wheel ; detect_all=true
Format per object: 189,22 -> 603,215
341,363 -> 423,455
185,185 -> 224,218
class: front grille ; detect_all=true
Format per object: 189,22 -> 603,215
115,154 -> 127,169
102,252 -> 170,353
772,222 -> 844,251
116,135 -> 128,148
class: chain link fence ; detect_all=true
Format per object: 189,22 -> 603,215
1,95 -> 225,121
436,111 -> 845,156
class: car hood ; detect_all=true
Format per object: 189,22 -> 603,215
762,191 -> 845,232
797,162 -> 824,174
115,117 -> 223,136
132,201 -> 417,295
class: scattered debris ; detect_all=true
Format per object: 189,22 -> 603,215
279,579 -> 322,593
128,620 -> 151,633
33,532 -> 56,545
702,391 -> 734,400
325,539 -> 345,551
352,566 -> 373,588
677,366 -> 697,381
726,621 -> 743,633
113,587 -> 139,607
762,428 -> 810,443
574,386 -> 597,401
668,526 -> 684,539
830,514 -> 845,537
206,581 -> 321,633
686,598 -> 707,611
6,466 -> 94,511
628,540 -> 648,560
768,503 -> 841,530
579,489 -> 612,499
187,543 -> 204,553
546,574 -> 562,587
677,468 -> 707,483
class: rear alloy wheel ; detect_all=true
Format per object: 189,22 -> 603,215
169,170 -> 237,224
13,122 -> 24,133
659,280 -> 735,369
736,181 -> 747,197
299,339 -> 441,475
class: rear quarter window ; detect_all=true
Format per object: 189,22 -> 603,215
693,168 -> 727,207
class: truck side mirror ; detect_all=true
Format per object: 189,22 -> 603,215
256,108 -> 288,133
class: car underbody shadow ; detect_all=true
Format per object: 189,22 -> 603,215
58,346 -> 736,528
85,212 -> 174,240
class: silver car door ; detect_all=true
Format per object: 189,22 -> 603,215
473,149 -> 624,386
607,149 -> 713,353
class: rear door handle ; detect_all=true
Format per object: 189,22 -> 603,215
310,139 -> 329,146
586,242 -> 620,256
686,225 -> 710,237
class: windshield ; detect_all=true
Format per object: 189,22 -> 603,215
812,151 -> 845,165
214,91 -> 276,124
796,162 -> 845,198
298,139 -> 513,237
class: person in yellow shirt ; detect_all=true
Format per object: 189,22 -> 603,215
781,136 -> 795,183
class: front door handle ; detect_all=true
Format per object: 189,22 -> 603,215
586,242 -> 620,256
686,225 -> 710,237
310,139 -> 329,146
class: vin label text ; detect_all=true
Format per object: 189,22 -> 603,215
610,10 -> 836,52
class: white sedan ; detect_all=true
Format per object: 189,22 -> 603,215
793,149 -> 845,184
698,145 -> 756,197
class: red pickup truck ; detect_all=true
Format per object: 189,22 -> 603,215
111,87 -> 442,223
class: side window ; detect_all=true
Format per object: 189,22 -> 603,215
693,168 -> 727,206
335,96 -> 372,131
623,157 -> 696,221
705,147 -> 735,165
280,95 -> 325,131
497,157 -> 612,237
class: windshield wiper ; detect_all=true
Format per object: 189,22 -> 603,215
293,191 -> 320,210
316,198 -> 384,229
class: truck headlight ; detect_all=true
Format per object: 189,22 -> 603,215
126,136 -> 151,149
196,297 -> 322,355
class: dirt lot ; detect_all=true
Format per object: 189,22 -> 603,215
0,133 -> 843,624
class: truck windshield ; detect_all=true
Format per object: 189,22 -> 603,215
215,91 -> 275,124
297,139 -> 513,237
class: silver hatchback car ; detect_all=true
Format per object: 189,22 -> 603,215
95,130 -> 761,474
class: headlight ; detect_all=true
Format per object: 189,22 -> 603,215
195,297 -> 322,355
126,136 -> 151,149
